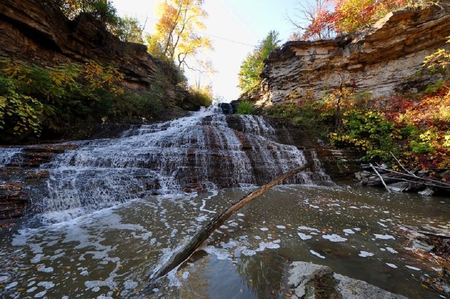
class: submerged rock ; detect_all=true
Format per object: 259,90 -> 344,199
287,261 -> 407,299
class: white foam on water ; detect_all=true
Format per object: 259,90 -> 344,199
386,247 -> 398,253
297,232 -> 312,240
298,226 -> 319,232
256,241 -> 281,251
343,229 -> 355,235
358,251 -> 374,258
204,245 -> 231,260
374,234 -> 395,240
322,234 -> 347,242
36,265 -> 54,273
405,265 -> 421,271
386,263 -> 398,269
310,250 -> 325,259
241,249 -> 257,257
35,290 -> 47,298
37,281 -> 55,289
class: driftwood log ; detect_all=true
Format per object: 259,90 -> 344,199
144,163 -> 312,291
372,165 -> 450,191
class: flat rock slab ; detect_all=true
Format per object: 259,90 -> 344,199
288,261 -> 407,299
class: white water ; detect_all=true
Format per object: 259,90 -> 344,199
2,107 -> 331,225
1,186 -> 448,299
2,108 -> 446,298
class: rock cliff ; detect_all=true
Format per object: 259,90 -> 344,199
256,3 -> 450,106
0,0 -> 180,92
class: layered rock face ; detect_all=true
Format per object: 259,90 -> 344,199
0,0 -> 170,91
258,4 -> 450,105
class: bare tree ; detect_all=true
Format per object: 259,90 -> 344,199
285,0 -> 335,41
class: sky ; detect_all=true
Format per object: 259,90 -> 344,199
110,0 -> 311,102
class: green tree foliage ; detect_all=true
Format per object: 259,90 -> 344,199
0,77 -> 43,141
0,57 -> 124,142
55,0 -> 118,25
238,30 -> 280,93
53,0 -> 143,43
115,15 -> 144,43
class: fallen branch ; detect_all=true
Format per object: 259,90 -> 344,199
143,163 -> 312,291
373,166 -> 450,191
389,151 -> 416,176
370,163 -> 391,193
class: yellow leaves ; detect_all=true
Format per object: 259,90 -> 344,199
443,134 -> 450,148
82,60 -> 124,96
150,0 -> 212,72
423,37 -> 450,73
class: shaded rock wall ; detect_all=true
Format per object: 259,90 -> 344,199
257,4 -> 450,106
0,0 -> 171,91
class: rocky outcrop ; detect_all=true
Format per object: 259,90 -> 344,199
0,144 -> 80,223
0,0 -> 174,91
287,261 -> 407,299
257,4 -> 450,106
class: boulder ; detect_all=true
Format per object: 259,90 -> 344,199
288,261 -> 407,299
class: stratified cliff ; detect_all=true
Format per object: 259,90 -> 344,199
256,3 -> 450,106
0,0 -> 182,94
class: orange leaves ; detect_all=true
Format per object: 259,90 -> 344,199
303,0 -> 413,39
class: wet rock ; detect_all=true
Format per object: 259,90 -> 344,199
0,182 -> 29,220
387,182 -> 410,192
418,187 -> 434,196
412,239 -> 435,252
288,261 -> 407,299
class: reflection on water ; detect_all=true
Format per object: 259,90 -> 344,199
1,185 -> 449,298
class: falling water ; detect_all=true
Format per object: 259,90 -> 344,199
0,147 -> 22,167
1,106 -> 331,224
0,107 -> 448,299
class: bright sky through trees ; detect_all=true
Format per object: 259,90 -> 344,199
111,0 -> 309,102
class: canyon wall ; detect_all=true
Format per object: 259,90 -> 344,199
256,4 -> 450,106
0,0 -> 179,92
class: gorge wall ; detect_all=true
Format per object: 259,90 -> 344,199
255,3 -> 450,106
0,0 -> 183,95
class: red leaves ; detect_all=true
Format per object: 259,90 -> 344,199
303,0 -> 411,39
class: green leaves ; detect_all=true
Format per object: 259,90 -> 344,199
330,110 -> 400,160
238,30 -> 280,93
0,76 -> 43,140
0,56 -> 125,143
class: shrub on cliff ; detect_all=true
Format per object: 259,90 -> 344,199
236,101 -> 257,115
0,57 -> 167,143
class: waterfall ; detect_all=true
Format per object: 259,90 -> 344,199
0,147 -> 22,167
0,106 -> 332,223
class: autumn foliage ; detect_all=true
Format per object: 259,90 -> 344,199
303,0 -> 417,40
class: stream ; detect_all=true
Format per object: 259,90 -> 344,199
0,107 -> 448,298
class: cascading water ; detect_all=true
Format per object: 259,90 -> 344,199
1,107 -> 448,299
4,106 -> 331,224
0,147 -> 22,167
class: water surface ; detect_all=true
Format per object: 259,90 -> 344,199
1,184 -> 448,298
